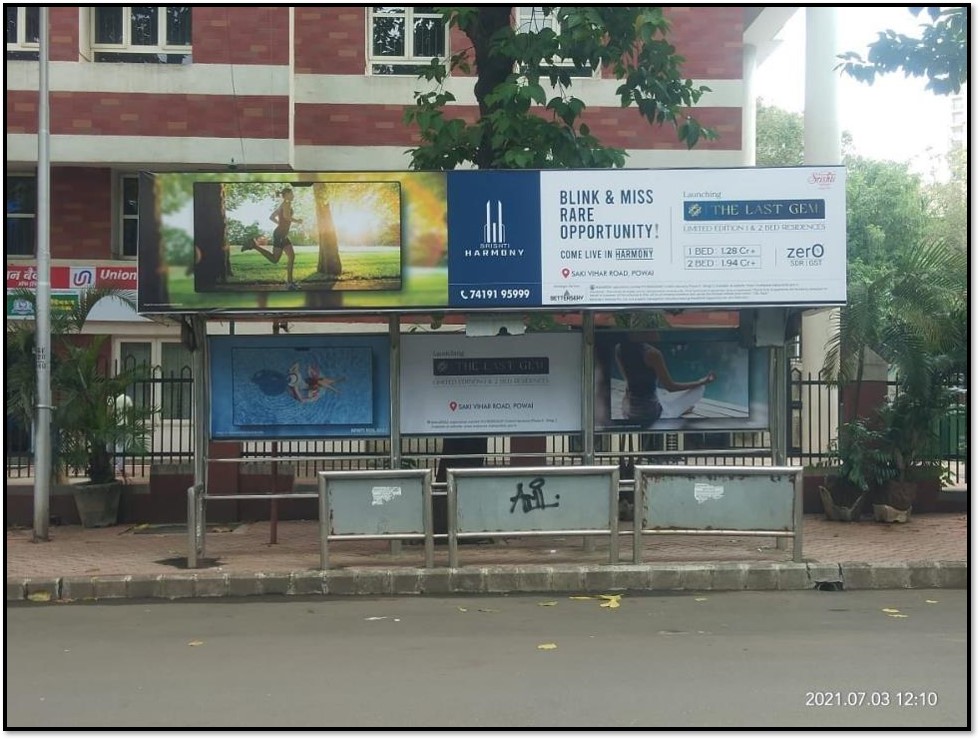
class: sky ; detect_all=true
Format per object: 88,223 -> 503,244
754,6 -> 959,177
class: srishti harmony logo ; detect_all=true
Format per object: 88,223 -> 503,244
483,200 -> 507,245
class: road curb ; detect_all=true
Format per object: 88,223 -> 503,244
6,560 -> 969,603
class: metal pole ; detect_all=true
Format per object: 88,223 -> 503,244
388,315 -> 402,555
33,7 -> 51,542
581,311 -> 596,552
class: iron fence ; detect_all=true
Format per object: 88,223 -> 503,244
6,369 -> 967,485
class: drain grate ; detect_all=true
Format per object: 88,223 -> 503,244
154,556 -> 223,569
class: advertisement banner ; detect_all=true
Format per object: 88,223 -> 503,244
593,329 -> 769,432
209,334 -> 390,439
399,333 -> 582,435
139,167 -> 844,314
7,264 -> 139,319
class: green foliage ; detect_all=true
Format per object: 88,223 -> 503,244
5,288 -> 158,484
829,417 -> 890,493
838,7 -> 967,95
755,103 -> 805,166
404,6 -> 715,170
843,155 -> 929,269
923,144 -> 967,253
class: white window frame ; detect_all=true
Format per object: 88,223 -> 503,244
5,6 -> 40,58
115,337 -> 194,423
6,172 -> 37,257
116,174 -> 140,259
367,7 -> 448,76
91,6 -> 191,62
514,6 -> 596,79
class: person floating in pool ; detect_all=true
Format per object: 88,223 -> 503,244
614,337 -> 716,424
286,362 -> 344,403
242,187 -> 303,290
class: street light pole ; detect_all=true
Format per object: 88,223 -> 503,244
34,6 -> 52,542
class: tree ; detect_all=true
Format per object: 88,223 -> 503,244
404,7 -> 715,502
923,144 -> 967,253
404,7 -> 715,171
755,103 -> 805,166
838,7 -> 967,95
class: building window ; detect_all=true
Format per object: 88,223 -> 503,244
119,340 -> 192,421
92,6 -> 191,64
515,7 -> 595,78
120,175 -> 140,258
368,7 -> 446,75
6,175 -> 36,257
5,6 -> 39,61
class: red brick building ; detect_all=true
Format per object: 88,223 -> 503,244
6,5 -> 776,347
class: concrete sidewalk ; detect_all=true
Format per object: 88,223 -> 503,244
6,511 -> 968,602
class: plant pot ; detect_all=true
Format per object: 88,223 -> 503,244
872,503 -> 911,523
885,480 -> 916,511
818,485 -> 866,522
72,481 -> 123,528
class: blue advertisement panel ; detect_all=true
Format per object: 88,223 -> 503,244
594,329 -> 769,432
446,170 -> 542,308
209,334 -> 390,439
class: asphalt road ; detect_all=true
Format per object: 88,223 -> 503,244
5,590 -> 968,729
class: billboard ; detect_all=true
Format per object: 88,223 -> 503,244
593,329 -> 770,432
139,167 -> 845,314
209,334 -> 390,439
7,264 -> 138,319
399,333 -> 582,435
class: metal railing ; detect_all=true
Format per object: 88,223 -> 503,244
6,370 -> 967,485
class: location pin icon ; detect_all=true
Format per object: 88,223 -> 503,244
449,401 -> 457,411
561,268 -> 570,278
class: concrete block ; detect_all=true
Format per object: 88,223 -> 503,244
870,563 -> 911,590
6,578 -> 27,601
776,563 -> 810,590
194,574 -> 230,598
743,564 -> 780,591
419,569 -> 451,595
26,579 -> 61,602
126,576 -> 160,601
648,567 -> 682,592
905,561 -> 941,589
676,565 -> 713,592
257,573 -> 290,596
583,568 -> 616,593
549,566 -> 586,593
610,565 -> 652,592
840,562 -> 874,590
937,561 -> 968,589
61,577 -> 96,601
355,570 -> 392,595
290,571 -> 327,596
451,568 -> 486,594
92,576 -> 129,600
228,575 -> 262,598
711,563 -> 749,591
159,575 -> 196,600
484,567 -> 518,593
514,566 -> 553,593
324,571 -> 357,595
390,569 -> 424,595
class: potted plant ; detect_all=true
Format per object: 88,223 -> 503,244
6,288 -> 157,527
871,383 -> 955,523
819,417 -> 888,522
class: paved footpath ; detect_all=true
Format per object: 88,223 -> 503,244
6,513 -> 969,602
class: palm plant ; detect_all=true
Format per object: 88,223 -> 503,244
823,238 -> 966,511
6,287 -> 157,485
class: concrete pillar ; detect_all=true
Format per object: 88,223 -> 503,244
742,43 -> 758,166
801,6 -> 842,459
